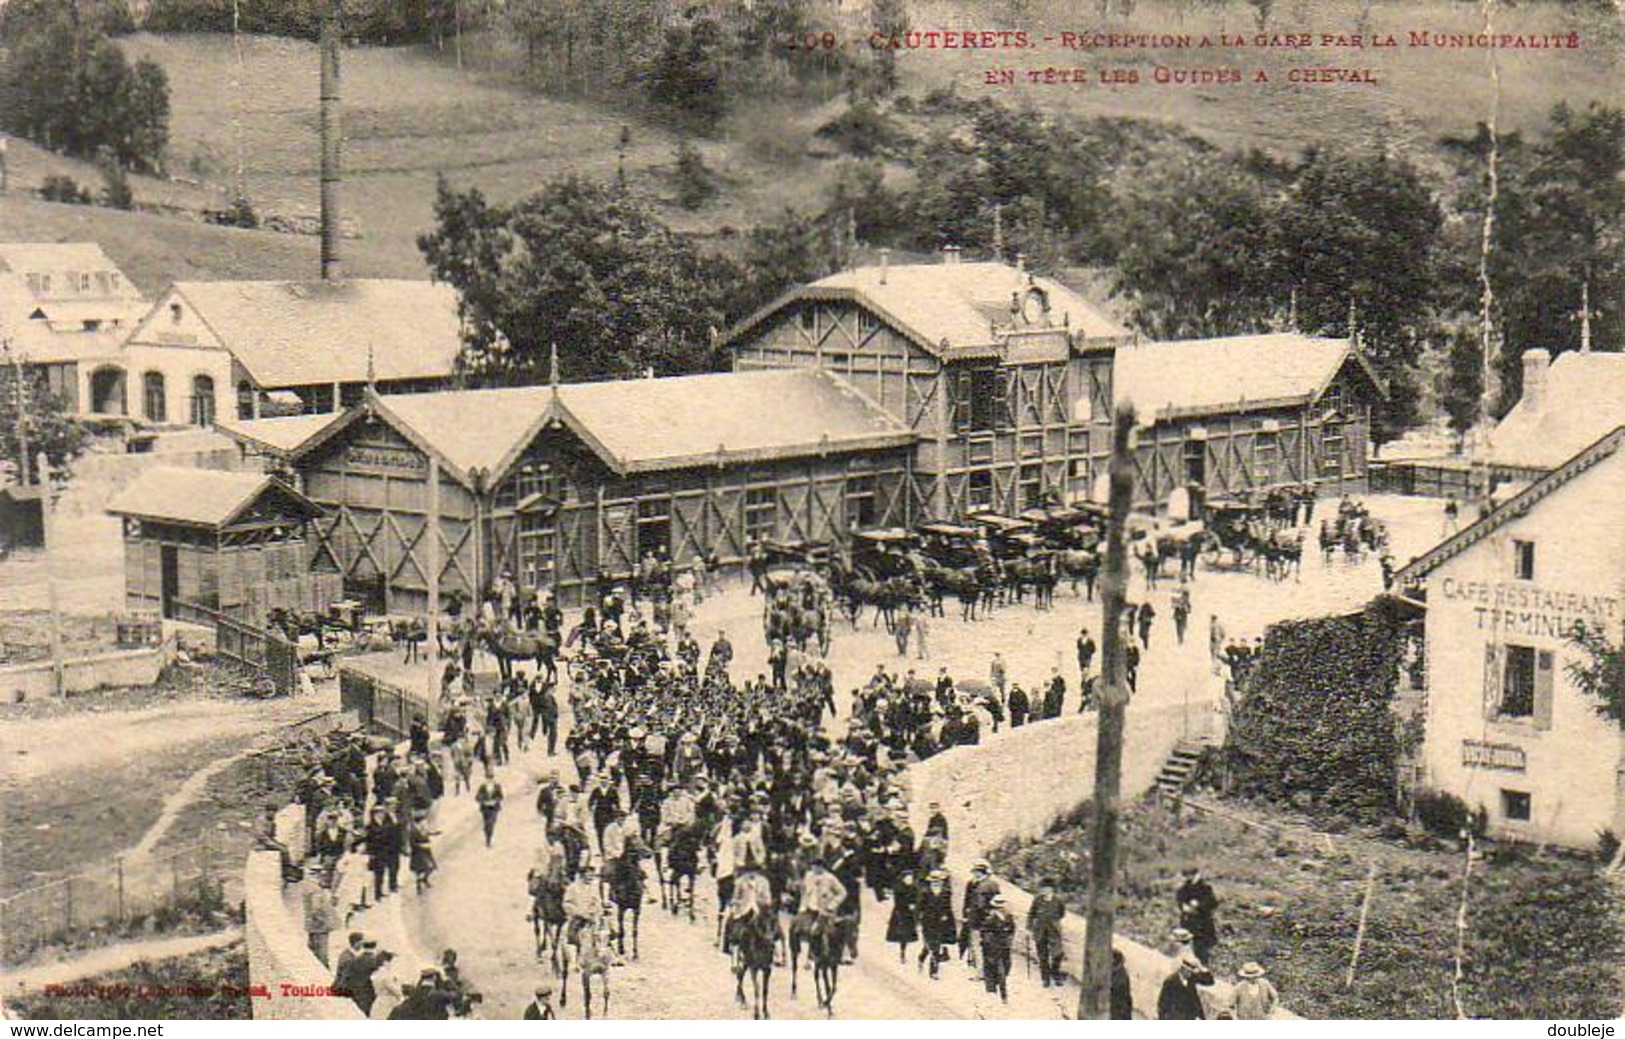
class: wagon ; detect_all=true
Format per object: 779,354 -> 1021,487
849,527 -> 917,579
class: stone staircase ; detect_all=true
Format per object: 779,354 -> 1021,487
1155,734 -> 1218,801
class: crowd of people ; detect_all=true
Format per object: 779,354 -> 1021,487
270,501 -> 1324,1019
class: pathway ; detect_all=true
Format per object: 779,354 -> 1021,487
2,929 -> 243,993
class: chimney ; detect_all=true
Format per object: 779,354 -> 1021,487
879,248 -> 890,285
319,4 -> 342,282
1521,348 -> 1551,413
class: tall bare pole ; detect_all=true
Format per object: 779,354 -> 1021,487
425,454 -> 441,704
318,1 -> 342,282
38,452 -> 65,697
1078,401 -> 1137,1020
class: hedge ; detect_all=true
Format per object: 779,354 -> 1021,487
1223,598 -> 1406,824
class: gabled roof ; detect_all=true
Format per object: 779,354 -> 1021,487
216,413 -> 349,456
1394,424 -> 1625,587
723,261 -> 1128,357
158,279 -> 463,389
0,243 -> 143,301
1488,351 -> 1625,472
367,369 -> 916,485
107,466 -> 320,529
1111,332 -> 1383,423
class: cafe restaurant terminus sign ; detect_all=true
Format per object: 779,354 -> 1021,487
1462,740 -> 1528,773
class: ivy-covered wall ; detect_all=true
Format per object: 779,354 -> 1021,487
1224,598 -> 1407,824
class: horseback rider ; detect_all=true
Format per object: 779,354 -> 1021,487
800,854 -> 846,927
564,859 -> 605,947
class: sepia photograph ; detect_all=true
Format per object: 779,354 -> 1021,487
0,0 -> 1621,1024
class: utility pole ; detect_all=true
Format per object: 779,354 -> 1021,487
1078,401 -> 1137,1020
38,451 -> 65,697
425,453 -> 440,705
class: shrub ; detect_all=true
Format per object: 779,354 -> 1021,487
40,174 -> 91,205
815,100 -> 911,159
1599,829 -> 1621,864
100,161 -> 133,210
1412,789 -> 1490,840
672,140 -> 717,210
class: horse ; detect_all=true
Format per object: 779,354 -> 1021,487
484,621 -> 559,683
659,822 -> 702,921
788,911 -> 844,1014
728,905 -> 777,1019
1055,549 -> 1100,599
266,606 -> 327,652
390,616 -> 429,665
528,866 -> 568,973
607,847 -> 646,960
558,920 -> 612,1018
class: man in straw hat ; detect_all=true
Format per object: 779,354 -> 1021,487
1234,960 -> 1279,1020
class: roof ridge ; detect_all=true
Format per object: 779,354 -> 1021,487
1395,423 -> 1625,587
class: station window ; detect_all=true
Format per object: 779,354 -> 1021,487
844,475 -> 878,530
953,367 -> 1008,434
967,469 -> 994,511
1500,789 -> 1532,822
1019,464 -> 1044,509
744,488 -> 777,542
1512,539 -> 1536,581
1254,432 -> 1277,484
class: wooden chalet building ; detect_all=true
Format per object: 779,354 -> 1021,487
1110,332 -> 1386,505
725,253 -> 1131,518
107,466 -> 334,623
224,370 -> 915,611
725,256 -> 1382,513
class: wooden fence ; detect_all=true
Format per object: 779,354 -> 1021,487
173,599 -> 299,697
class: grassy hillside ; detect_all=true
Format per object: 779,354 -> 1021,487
0,194 -> 416,296
903,0 -> 1622,166
7,2 -> 1617,294
115,32 -> 848,274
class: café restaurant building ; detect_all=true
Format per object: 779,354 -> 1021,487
1394,424 -> 1625,848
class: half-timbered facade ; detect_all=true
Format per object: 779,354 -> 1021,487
107,466 -> 335,623
1109,333 -> 1384,505
227,370 -> 915,611
725,255 -> 1131,518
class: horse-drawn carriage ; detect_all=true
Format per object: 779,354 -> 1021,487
1018,503 -> 1105,551
760,538 -> 832,569
764,567 -> 834,655
913,521 -> 984,569
846,527 -> 917,580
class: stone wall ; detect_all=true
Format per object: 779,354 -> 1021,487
906,697 -> 1297,1019
0,646 -> 164,701
242,851 -> 365,1021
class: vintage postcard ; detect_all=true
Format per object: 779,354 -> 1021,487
0,0 -> 1621,1025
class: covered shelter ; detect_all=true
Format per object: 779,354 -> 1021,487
107,466 -> 336,623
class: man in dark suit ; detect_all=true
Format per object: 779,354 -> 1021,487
363,807 -> 400,899
1157,952 -> 1213,1020
1176,866 -> 1221,965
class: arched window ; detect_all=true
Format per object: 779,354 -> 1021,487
89,366 -> 127,415
142,371 -> 167,422
190,374 -> 216,427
